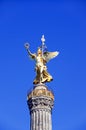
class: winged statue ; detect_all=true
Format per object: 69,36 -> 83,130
24,35 -> 59,84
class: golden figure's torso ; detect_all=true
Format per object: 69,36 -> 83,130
36,56 -> 44,67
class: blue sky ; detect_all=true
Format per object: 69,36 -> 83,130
0,0 -> 86,130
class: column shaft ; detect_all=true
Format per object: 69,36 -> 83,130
35,110 -> 38,130
43,110 -> 46,130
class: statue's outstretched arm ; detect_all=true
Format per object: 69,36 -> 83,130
24,43 -> 36,59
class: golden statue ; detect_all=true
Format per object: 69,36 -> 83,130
24,35 -> 59,84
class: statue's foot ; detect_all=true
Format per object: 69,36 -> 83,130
47,77 -> 53,82
41,78 -> 47,83
33,80 -> 39,84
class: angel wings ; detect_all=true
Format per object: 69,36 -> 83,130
43,51 -> 59,62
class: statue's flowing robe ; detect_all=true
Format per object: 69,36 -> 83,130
33,56 -> 53,84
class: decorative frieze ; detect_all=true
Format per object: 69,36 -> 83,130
27,96 -> 54,112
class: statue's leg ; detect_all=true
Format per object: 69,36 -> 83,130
39,66 -> 43,83
33,66 -> 40,84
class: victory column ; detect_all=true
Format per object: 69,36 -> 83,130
25,35 -> 59,130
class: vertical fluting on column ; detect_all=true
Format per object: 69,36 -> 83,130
43,110 -> 46,130
38,110 -> 40,130
30,110 -> 52,130
29,104 -> 53,130
45,110 -> 48,130
35,110 -> 38,130
29,106 -> 53,130
40,110 -> 42,130
30,111 -> 33,130
47,110 -> 49,130
49,111 -> 52,130
33,111 -> 35,130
